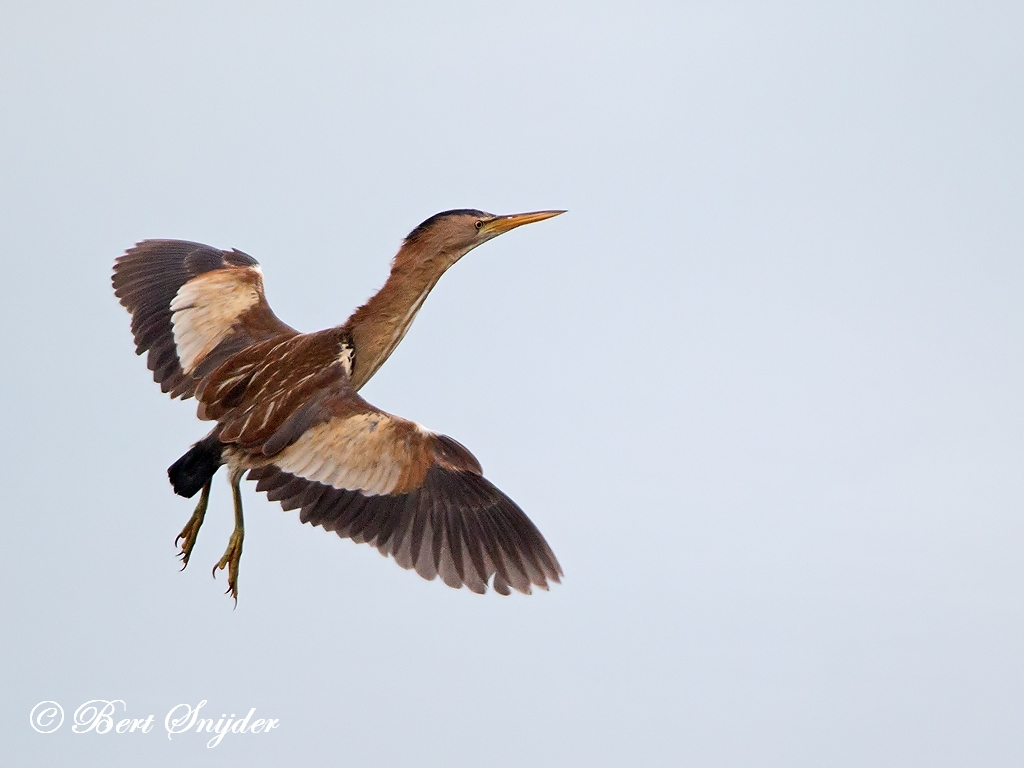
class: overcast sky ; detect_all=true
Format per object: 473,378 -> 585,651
2,2 -> 1023,766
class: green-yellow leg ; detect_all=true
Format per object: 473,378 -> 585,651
212,476 -> 245,605
175,481 -> 211,569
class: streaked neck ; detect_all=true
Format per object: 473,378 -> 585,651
344,245 -> 447,390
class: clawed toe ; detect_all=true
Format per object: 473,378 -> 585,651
212,529 -> 244,604
175,482 -> 210,569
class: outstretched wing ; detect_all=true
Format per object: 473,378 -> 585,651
112,240 -> 296,399
201,341 -> 562,595
247,419 -> 563,596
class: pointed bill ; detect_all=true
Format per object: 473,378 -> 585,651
482,210 -> 566,236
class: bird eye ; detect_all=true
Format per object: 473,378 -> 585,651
475,220 -> 484,230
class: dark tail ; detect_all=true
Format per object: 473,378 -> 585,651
168,435 -> 224,498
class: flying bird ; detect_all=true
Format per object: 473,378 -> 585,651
112,209 -> 564,602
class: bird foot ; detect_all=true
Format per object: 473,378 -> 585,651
212,528 -> 244,605
175,483 -> 210,569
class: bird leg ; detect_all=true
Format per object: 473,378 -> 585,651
212,474 -> 245,604
175,480 -> 211,569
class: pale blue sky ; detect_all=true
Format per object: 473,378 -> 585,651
2,2 -> 1023,765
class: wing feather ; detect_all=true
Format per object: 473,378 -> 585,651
112,239 -> 295,399
246,460 -> 561,595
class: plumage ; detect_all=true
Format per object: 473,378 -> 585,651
112,209 -> 565,601
112,240 -> 295,399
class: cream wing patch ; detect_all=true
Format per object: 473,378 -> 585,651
170,267 -> 263,374
271,413 -> 432,496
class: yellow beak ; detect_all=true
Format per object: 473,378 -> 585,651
482,210 -> 566,236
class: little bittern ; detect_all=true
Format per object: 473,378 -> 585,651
113,209 -> 564,602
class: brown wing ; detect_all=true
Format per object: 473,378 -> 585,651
249,459 -> 562,595
112,240 -> 296,399
200,341 -> 561,595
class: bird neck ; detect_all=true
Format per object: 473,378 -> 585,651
344,249 -> 447,390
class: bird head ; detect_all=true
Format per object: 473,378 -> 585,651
401,208 -> 565,270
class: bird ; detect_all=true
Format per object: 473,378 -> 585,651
112,209 -> 564,603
